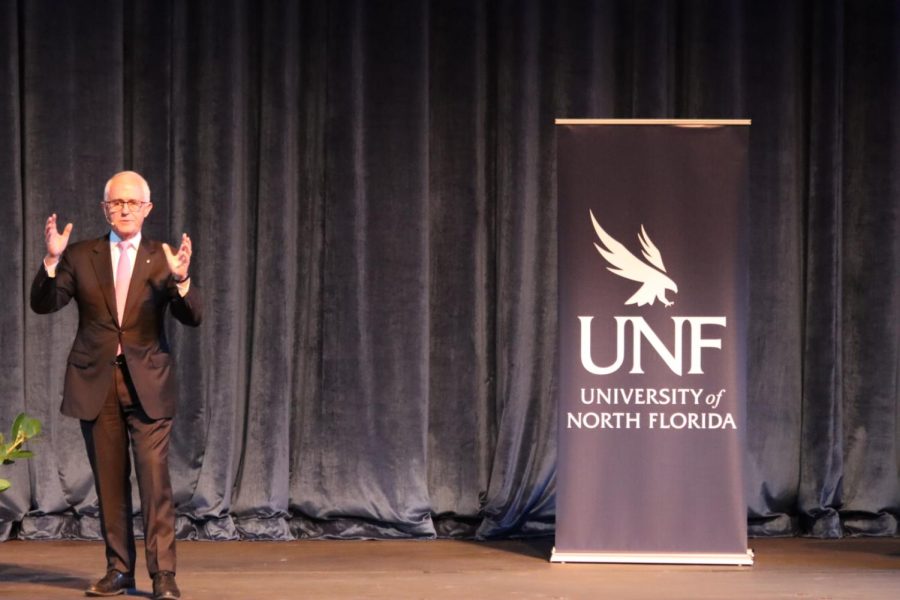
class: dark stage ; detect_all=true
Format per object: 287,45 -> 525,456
0,537 -> 898,599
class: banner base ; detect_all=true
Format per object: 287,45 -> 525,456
549,548 -> 754,566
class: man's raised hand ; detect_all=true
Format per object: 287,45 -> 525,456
45,213 -> 73,261
162,233 -> 192,282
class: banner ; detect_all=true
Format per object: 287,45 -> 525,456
553,120 -> 752,565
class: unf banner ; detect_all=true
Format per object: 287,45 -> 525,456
553,120 -> 753,565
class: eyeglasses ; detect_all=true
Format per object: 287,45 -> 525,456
104,199 -> 149,212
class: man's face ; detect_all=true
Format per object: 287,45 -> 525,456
103,174 -> 152,239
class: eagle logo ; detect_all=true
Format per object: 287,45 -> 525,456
589,210 -> 678,307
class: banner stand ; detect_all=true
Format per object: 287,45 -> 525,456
554,119 -> 753,567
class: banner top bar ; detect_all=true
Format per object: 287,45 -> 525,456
555,119 -> 751,126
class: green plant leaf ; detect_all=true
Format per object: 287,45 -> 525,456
23,417 -> 41,438
11,413 -> 25,438
0,414 -> 41,494
12,414 -> 41,439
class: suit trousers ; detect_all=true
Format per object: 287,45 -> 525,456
80,360 -> 176,576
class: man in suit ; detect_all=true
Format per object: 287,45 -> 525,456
30,171 -> 201,600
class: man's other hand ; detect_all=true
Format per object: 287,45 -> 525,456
45,213 -> 73,261
162,233 -> 192,282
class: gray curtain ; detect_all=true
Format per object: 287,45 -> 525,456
0,0 -> 897,542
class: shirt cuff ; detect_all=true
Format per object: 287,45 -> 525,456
175,278 -> 190,297
43,257 -> 59,278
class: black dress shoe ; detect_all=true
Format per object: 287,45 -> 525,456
85,570 -> 136,596
152,571 -> 181,600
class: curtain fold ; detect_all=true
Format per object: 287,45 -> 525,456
0,0 -> 26,542
837,0 -> 900,536
424,0 -> 495,536
743,0 -> 808,536
0,0 -> 897,541
798,0 -> 845,538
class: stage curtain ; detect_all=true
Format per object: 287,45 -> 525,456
0,0 -> 896,541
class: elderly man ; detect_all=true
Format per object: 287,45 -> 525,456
30,171 -> 202,600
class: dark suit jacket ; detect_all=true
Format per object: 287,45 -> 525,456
30,234 -> 202,421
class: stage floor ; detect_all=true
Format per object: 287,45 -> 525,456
0,537 -> 898,599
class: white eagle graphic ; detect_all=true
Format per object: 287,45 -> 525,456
589,210 -> 678,307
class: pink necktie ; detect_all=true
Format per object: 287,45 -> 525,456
115,241 -> 132,325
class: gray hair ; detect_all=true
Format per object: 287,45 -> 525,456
103,171 -> 151,203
